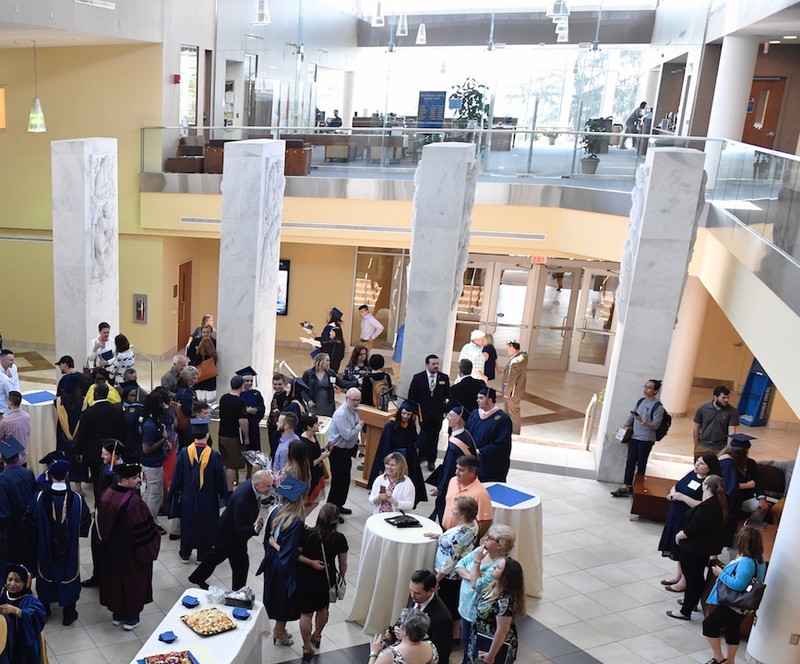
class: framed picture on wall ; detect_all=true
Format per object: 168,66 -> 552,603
277,260 -> 290,316
134,294 -> 147,323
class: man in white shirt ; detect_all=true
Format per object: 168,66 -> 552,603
0,350 -> 15,417
1,349 -> 19,391
87,321 -> 115,368
358,304 -> 384,350
458,329 -> 488,380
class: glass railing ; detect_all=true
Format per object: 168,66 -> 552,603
141,125 -> 800,265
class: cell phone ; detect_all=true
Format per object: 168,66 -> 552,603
325,442 -> 333,451
630,411 -> 638,416
379,485 -> 386,494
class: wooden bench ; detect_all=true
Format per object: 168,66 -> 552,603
630,475 -> 673,521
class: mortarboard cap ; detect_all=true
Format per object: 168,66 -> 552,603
115,463 -> 142,479
399,399 -> 422,420
293,378 -> 309,392
330,307 -> 344,321
5,563 -> 32,586
191,417 -> 211,437
39,450 -> 67,466
478,387 -> 497,401
235,366 -> 257,377
49,460 -> 70,481
0,436 -> 24,460
449,404 -> 465,417
274,475 -> 308,502
730,433 -> 756,449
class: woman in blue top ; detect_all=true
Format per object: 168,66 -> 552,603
702,526 -> 767,664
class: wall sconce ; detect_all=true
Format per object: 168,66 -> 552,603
28,42 -> 46,133
0,87 -> 6,130
396,13 -> 408,37
416,23 -> 427,45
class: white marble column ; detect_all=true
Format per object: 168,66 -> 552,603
595,148 -> 706,483
216,140 -> 285,386
398,143 -> 478,397
661,277 -> 710,416
704,35 -> 759,187
51,138 -> 119,365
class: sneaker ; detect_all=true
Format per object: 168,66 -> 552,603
123,620 -> 140,631
610,487 -> 632,497
112,618 -> 123,626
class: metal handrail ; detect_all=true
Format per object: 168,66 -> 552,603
581,392 -> 599,451
277,360 -> 298,379
131,344 -> 156,391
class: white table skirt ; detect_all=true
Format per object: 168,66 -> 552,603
131,589 -> 269,664
483,481 -> 543,597
21,390 -> 58,469
348,512 -> 442,634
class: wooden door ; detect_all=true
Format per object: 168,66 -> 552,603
177,261 -> 192,351
741,78 -> 786,149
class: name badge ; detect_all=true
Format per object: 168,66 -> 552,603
687,479 -> 701,491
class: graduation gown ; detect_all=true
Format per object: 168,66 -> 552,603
0,589 -> 47,664
54,395 -> 88,482
367,421 -> 428,507
258,511 -> 303,622
22,487 -> 90,606
430,430 -> 477,523
240,388 -> 267,452
95,485 -> 161,615
466,408 -> 513,483
0,464 -> 36,568
167,443 -> 227,553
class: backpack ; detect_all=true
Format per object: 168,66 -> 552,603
636,397 -> 672,441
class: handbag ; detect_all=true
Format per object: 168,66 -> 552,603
171,400 -> 190,430
195,357 -> 218,383
321,538 -> 346,603
716,558 -> 766,612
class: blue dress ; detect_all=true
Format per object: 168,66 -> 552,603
657,470 -> 704,560
0,589 -> 47,664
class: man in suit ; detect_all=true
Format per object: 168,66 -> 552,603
502,341 -> 528,435
74,382 -> 125,494
189,469 -> 274,591
447,359 -> 486,417
405,569 -> 453,663
407,355 -> 450,471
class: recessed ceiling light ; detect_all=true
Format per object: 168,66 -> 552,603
769,40 -> 781,44
783,35 -> 798,39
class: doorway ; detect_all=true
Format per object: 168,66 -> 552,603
741,78 -> 786,150
177,261 -> 192,351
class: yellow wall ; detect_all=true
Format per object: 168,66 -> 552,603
1,238 -> 54,344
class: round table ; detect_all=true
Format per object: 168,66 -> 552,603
483,481 -> 543,597
348,512 -> 442,634
21,390 -> 58,469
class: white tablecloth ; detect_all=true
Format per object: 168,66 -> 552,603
131,589 -> 269,664
21,390 -> 57,468
483,481 -> 543,597
348,512 -> 441,634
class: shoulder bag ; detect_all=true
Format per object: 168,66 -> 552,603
716,558 -> 766,612
321,537 -> 346,603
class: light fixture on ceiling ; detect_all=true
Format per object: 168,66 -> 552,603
28,42 -> 46,133
547,0 -> 570,20
371,1 -> 385,27
416,22 -> 427,45
783,35 -> 798,39
252,0 -> 271,25
557,32 -> 569,43
769,40 -> 781,44
396,13 -> 408,37
555,20 -> 569,34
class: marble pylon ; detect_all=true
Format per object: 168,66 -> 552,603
595,148 -> 706,483
398,143 -> 478,396
52,138 -> 119,365
215,140 -> 285,386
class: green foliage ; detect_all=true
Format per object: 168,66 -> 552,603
449,78 -> 489,128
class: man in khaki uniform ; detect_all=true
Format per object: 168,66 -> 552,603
502,341 -> 528,435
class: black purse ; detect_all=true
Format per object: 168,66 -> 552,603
715,558 -> 766,612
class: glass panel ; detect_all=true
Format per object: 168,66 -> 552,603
577,332 -> 611,364
179,46 -> 199,126
534,329 -> 566,361
493,268 -> 527,347
583,274 -> 618,333
351,250 -> 408,350
532,270 -> 574,360
453,267 -> 487,352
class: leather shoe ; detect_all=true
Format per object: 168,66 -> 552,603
338,517 -> 345,524
339,507 -> 353,515
169,534 -> 180,541
666,610 -> 690,621
81,577 -> 98,588
427,462 -> 436,472
188,576 -> 209,591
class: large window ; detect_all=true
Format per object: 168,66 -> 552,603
180,45 -> 199,126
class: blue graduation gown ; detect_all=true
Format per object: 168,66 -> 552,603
367,421 -> 428,507
167,444 -> 227,552
22,487 -> 90,606
430,430 -> 477,523
0,464 -> 36,568
0,590 -> 47,664
240,388 -> 266,452
258,511 -> 303,622
466,408 -> 513,482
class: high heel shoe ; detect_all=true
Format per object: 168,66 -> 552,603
310,633 -> 321,648
302,646 -> 314,660
273,630 -> 294,646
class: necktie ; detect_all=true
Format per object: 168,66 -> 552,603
414,602 -> 422,610
429,374 -> 435,393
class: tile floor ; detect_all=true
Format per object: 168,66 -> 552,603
10,344 -> 791,663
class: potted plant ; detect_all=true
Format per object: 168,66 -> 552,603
580,117 -> 611,174
448,78 -> 489,142
542,130 -> 560,146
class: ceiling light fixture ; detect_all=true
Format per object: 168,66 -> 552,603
28,42 -> 46,133
416,22 -> 427,45
782,35 -> 797,39
252,0 -> 271,25
371,1 -> 384,27
546,0 -> 570,20
396,13 -> 408,37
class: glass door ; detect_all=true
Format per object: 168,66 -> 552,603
528,266 -> 579,370
568,269 -> 619,375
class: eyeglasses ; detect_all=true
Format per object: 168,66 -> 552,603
485,535 -> 499,542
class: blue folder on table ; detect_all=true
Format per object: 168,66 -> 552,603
486,484 -> 534,507
23,391 -> 57,405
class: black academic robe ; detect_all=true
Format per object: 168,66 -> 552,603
430,430 -> 477,523
0,464 -> 36,568
241,388 -> 267,452
367,421 -> 427,506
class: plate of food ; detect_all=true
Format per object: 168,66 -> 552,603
137,651 -> 199,664
180,608 -> 237,637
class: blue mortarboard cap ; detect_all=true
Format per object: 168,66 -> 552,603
49,460 -> 70,481
330,307 -> 343,321
730,433 -> 756,449
274,475 -> 308,502
191,417 -> 211,436
293,378 -> 309,392
478,387 -> 497,400
449,404 -> 465,417
0,436 -> 24,459
5,563 -> 31,585
235,366 -> 257,377
39,450 -> 67,466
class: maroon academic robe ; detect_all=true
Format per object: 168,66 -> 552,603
94,485 -> 161,615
